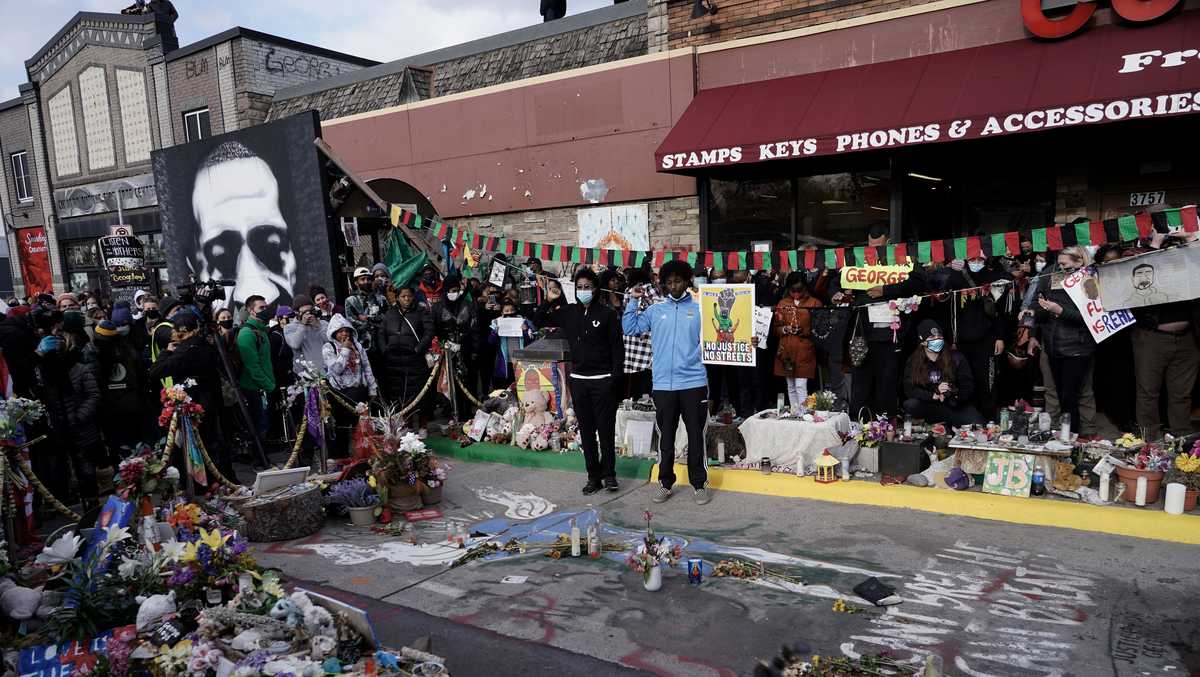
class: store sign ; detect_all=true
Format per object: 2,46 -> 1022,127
1022,0 -> 1183,40
16,226 -> 53,294
53,174 -> 157,218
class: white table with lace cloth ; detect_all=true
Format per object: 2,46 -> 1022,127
737,412 -> 852,474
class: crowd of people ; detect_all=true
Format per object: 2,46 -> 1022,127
3,224 -> 1198,514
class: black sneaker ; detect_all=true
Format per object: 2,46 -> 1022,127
582,480 -> 602,495
603,477 -> 619,492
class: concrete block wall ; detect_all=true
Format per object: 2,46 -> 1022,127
234,38 -> 368,97
445,196 -> 701,261
166,45 -> 227,145
39,43 -> 157,187
668,0 -> 942,48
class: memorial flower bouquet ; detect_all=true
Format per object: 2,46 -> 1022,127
114,442 -> 178,502
626,511 -> 682,582
0,397 -> 45,442
166,526 -> 256,596
159,379 -> 204,427
854,416 -> 894,448
327,477 -> 379,508
803,390 -> 838,413
1165,441 -> 1200,491
1131,445 -> 1172,472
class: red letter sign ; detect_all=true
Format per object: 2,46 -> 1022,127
1022,0 -> 1182,40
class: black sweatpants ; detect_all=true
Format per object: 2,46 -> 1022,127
654,386 -> 708,490
571,375 -> 618,482
902,398 -> 986,427
851,340 -> 902,418
957,339 -> 996,419
1049,354 -> 1092,436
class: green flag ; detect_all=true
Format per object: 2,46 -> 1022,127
917,241 -> 931,263
1118,215 -> 1139,241
953,238 -> 967,260
1074,221 -> 1091,246
1166,209 -> 1182,229
383,230 -> 428,288
1032,228 -> 1047,252
991,233 -> 1007,257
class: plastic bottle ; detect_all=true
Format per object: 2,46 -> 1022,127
587,523 -> 600,558
1031,465 -> 1046,496
569,519 -> 581,557
999,408 -> 1010,432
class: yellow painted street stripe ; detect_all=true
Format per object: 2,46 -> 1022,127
650,464 -> 1200,545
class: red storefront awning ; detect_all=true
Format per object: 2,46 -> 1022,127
656,10 -> 1200,173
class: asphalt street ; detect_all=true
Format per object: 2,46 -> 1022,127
251,457 -> 1200,677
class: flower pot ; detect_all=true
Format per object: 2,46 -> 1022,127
1186,488 -> 1198,513
1114,467 -> 1165,504
388,483 -> 423,512
643,565 -> 663,592
348,506 -> 376,526
420,483 -> 443,506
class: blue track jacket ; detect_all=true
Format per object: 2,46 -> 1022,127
622,293 -> 708,392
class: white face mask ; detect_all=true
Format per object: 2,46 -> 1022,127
1035,261 -> 1046,273
446,292 -> 461,302
968,260 -> 985,273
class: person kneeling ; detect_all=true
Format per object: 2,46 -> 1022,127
902,320 -> 985,427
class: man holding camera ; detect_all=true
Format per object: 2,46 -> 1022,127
283,294 -> 328,377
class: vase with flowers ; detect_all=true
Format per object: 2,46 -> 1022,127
1116,445 -> 1172,504
626,511 -> 682,592
327,478 -> 380,525
1165,441 -> 1200,512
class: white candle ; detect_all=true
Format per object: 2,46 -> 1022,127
1099,471 -> 1111,502
717,441 -> 726,464
1135,475 -> 1148,507
1164,483 -> 1186,515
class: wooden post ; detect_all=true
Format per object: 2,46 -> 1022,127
313,138 -> 442,267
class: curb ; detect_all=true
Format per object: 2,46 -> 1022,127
425,437 -> 657,480
650,463 -> 1200,545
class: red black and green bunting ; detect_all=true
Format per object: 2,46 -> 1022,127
387,205 -> 1200,274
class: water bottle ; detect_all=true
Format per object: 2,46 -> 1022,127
1031,465 -> 1046,496
999,408 -> 1010,432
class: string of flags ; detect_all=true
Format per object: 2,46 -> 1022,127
388,204 -> 1200,272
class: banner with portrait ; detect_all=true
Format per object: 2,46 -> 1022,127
15,226 -> 53,294
699,284 -> 756,366
1098,244 -> 1200,310
151,111 -> 335,310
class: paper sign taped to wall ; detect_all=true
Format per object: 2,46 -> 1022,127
839,264 -> 913,291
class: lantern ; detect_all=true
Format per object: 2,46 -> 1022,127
815,450 -> 840,484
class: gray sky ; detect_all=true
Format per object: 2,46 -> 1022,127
0,0 -> 614,100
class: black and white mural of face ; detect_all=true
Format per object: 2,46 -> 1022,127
191,142 -> 297,307
153,111 -> 335,312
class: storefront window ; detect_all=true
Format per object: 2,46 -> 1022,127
140,232 -> 166,263
65,240 -> 100,268
795,171 -> 890,247
707,178 -> 793,252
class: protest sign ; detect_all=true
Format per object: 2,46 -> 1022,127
1063,266 -> 1135,344
753,305 -> 773,350
700,284 -> 756,366
1098,244 -> 1200,310
839,263 -> 912,291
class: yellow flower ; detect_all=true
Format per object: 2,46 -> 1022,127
812,655 -> 821,666
180,541 -> 198,563
198,527 -> 231,551
367,475 -> 378,488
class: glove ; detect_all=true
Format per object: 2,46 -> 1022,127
36,336 -> 63,355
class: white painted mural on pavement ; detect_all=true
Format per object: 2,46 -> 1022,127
474,487 -> 556,520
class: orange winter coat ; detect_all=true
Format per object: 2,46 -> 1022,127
773,295 -> 823,379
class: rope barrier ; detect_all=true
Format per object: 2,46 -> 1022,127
282,414 -> 308,470
184,416 -> 241,491
453,371 -> 485,408
14,458 -> 81,522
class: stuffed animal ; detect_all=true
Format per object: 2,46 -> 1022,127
0,580 -> 42,621
269,597 -> 303,628
520,390 -> 554,428
530,425 -> 553,451
135,590 -> 176,630
481,390 -> 515,416
286,591 -> 335,638
1053,460 -> 1084,492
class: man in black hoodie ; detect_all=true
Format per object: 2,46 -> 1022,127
536,268 -> 624,494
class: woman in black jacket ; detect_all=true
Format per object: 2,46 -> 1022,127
36,327 -> 104,510
1033,247 -> 1095,435
380,286 -> 435,430
902,319 -> 984,426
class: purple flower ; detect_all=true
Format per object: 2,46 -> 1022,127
168,567 -> 196,586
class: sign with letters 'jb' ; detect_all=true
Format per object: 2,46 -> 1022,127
983,451 -> 1036,498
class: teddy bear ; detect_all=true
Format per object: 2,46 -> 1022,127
269,596 -> 303,628
514,390 -> 555,449
1052,460 -> 1084,492
287,591 -> 335,638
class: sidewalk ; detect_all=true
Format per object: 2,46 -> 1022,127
650,463 -> 1200,546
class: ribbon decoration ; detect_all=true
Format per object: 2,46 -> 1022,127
182,416 -> 208,489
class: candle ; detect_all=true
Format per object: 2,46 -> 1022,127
1164,483 -> 1186,515
1099,471 -> 1111,502
1135,475 -> 1148,507
717,441 -> 726,464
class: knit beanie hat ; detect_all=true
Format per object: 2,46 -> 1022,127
94,319 -> 120,338
111,302 -> 133,327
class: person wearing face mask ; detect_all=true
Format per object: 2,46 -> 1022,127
236,295 -> 276,452
538,268 -> 624,494
415,264 -> 445,308
902,320 -> 984,426
1032,247 -> 1095,436
149,312 -> 237,485
309,287 -> 341,321
345,267 -> 387,356
132,296 -> 160,353
323,314 -> 378,459
624,260 -> 711,505
431,275 -> 478,414
283,295 -> 329,378
943,255 -> 1010,419
94,319 -> 147,461
773,272 -> 823,410
488,299 -> 536,389
381,286 -> 436,433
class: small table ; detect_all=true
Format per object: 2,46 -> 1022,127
949,441 -> 1073,484
738,411 -> 851,474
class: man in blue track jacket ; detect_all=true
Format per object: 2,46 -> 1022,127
623,260 -> 711,505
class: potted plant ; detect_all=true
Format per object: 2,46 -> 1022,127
626,511 -> 682,592
369,431 -> 428,512
1116,445 -> 1172,504
327,478 -> 380,526
415,453 -> 450,506
1165,441 -> 1200,512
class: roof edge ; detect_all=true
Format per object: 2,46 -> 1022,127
26,11 -> 156,70
0,96 -> 23,113
272,0 -> 647,103
166,26 -> 380,66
